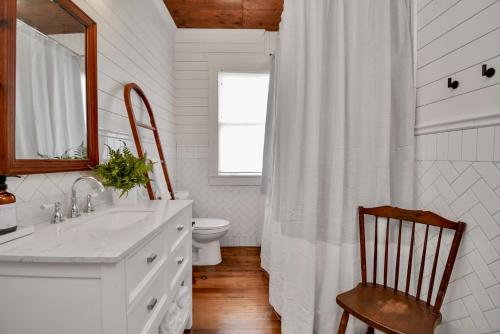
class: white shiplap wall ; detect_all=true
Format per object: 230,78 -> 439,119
175,29 -> 277,246
175,29 -> 277,145
415,0 -> 500,134
416,1 -> 500,333
11,0 -> 177,226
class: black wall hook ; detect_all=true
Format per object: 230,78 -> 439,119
448,78 -> 459,89
482,64 -> 496,78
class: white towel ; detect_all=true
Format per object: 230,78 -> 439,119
176,286 -> 190,309
152,160 -> 169,200
158,303 -> 179,334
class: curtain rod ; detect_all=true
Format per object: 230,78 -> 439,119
16,19 -> 84,59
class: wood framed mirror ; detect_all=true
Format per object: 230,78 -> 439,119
0,0 -> 98,175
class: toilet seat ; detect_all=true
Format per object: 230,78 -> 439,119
193,218 -> 230,231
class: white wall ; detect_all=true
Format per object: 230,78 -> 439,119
415,1 -> 500,332
175,29 -> 277,246
10,0 -> 177,226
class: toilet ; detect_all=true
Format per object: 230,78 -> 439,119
174,191 -> 230,266
192,218 -> 230,265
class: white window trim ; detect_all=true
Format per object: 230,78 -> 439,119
208,54 -> 271,186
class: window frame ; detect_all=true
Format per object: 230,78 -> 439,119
208,54 -> 271,186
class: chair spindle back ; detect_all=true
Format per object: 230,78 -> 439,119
358,206 -> 465,313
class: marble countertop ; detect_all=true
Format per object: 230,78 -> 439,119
0,200 -> 192,264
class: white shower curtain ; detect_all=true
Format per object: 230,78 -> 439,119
261,1 -> 415,333
16,20 -> 86,159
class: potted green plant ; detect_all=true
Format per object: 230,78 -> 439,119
95,144 -> 153,206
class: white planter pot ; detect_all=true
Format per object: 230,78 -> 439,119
112,187 -> 138,206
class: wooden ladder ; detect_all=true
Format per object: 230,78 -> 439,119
123,83 -> 175,200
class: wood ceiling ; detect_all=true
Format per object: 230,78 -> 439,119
164,0 -> 284,31
17,0 -> 85,35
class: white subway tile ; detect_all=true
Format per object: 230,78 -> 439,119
468,227 -> 499,264
451,167 -> 480,195
436,161 -> 459,183
464,295 -> 492,333
449,131 -> 463,161
15,174 -> 46,202
421,184 -> 440,207
446,278 -> 471,302
465,273 -> 494,311
484,307 -> 500,332
486,284 -> 500,307
459,317 -> 479,334
490,261 -> 500,282
437,132 -> 449,160
470,204 -> 500,239
472,180 -> 500,215
436,320 -> 467,334
467,250 -> 497,288
442,299 -> 469,321
435,176 -> 458,204
453,161 -> 471,174
493,235 -> 500,255
421,165 -> 441,189
451,191 -> 478,218
451,256 -> 473,281
416,135 -> 426,160
462,129 -> 478,161
427,134 -> 437,160
472,162 -> 500,189
477,127 -> 495,161
494,126 -> 500,161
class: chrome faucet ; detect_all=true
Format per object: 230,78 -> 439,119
70,176 -> 104,218
41,202 -> 65,224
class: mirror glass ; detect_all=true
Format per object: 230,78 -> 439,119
16,0 -> 87,160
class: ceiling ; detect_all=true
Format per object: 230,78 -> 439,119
164,0 -> 284,31
17,0 -> 85,35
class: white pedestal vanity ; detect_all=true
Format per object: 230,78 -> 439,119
0,200 -> 193,334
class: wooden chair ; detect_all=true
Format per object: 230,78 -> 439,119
336,206 -> 466,334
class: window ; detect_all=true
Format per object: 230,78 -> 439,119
218,72 -> 270,175
208,55 -> 271,185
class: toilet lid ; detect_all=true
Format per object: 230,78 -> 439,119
193,218 -> 230,230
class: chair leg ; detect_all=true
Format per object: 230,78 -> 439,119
337,310 -> 350,334
365,327 -> 374,334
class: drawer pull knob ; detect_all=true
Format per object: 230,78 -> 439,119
147,298 -> 158,311
176,256 -> 184,265
176,225 -> 184,231
147,253 -> 158,264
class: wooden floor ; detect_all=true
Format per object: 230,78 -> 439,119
186,247 -> 281,334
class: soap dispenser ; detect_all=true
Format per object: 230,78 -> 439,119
0,175 -> 18,235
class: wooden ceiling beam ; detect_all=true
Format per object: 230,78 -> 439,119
164,0 -> 283,31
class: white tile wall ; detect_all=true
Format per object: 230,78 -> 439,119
417,125 -> 500,333
176,145 -> 264,246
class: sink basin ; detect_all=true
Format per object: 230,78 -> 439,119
72,209 -> 154,231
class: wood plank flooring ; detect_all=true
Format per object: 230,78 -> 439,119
186,247 -> 281,334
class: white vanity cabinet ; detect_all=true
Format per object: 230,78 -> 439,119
0,201 -> 193,334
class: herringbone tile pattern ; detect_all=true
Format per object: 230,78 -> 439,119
176,145 -> 264,247
417,126 -> 500,334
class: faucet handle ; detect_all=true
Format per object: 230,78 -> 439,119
41,202 -> 65,224
85,193 -> 99,213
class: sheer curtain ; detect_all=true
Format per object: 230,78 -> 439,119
261,1 -> 415,333
16,20 -> 86,159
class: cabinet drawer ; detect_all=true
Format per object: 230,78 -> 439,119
126,230 -> 166,297
128,269 -> 168,334
164,209 -> 191,254
168,233 -> 191,291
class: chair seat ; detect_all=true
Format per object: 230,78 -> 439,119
336,283 -> 442,334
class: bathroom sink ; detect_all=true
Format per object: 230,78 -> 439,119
72,209 -> 154,232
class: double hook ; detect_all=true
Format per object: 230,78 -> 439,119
482,64 -> 496,78
448,63 -> 496,90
